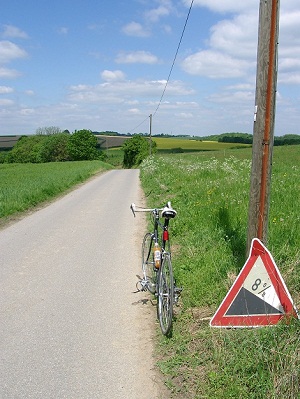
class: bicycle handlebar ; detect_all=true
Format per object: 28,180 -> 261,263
130,202 -> 176,218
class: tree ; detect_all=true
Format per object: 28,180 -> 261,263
122,135 -> 155,168
38,133 -> 70,162
36,126 -> 62,135
8,135 -> 45,163
67,129 -> 101,161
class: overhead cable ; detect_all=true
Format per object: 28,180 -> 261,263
129,0 -> 194,133
153,0 -> 194,117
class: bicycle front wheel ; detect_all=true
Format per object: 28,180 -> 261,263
142,233 -> 156,294
157,254 -> 174,335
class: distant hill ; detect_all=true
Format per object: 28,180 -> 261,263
1,131 -> 299,152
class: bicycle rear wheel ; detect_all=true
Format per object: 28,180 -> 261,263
157,254 -> 174,335
142,233 -> 156,294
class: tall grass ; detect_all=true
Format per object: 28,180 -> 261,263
0,161 -> 111,219
140,146 -> 300,398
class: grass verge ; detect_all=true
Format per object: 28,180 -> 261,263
0,161 -> 112,221
139,146 -> 300,398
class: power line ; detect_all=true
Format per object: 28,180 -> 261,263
128,116 -> 149,134
129,0 -> 194,133
153,0 -> 194,117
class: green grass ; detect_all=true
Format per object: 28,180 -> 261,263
139,145 -> 300,398
105,148 -> 124,167
0,161 -> 112,219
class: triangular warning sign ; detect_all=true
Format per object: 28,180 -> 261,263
210,238 -> 298,328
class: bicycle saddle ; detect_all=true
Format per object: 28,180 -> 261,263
162,202 -> 177,219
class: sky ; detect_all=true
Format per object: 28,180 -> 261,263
0,0 -> 299,137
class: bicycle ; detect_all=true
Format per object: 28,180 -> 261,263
130,201 -> 182,335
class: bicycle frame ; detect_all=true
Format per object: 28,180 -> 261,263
131,202 -> 181,335
150,209 -> 171,256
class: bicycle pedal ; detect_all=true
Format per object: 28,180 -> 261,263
136,280 -> 148,292
174,287 -> 183,294
174,287 -> 183,304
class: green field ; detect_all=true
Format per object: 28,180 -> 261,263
0,161 -> 111,220
104,137 -> 251,166
153,137 -> 251,151
139,145 -> 300,398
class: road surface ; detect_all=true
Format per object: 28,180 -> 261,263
0,169 -> 167,398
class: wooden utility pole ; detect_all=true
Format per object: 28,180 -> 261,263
149,113 -> 153,156
247,0 -> 280,254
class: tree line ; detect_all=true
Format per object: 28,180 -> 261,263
0,128 -> 155,169
203,132 -> 300,146
0,129 -> 105,163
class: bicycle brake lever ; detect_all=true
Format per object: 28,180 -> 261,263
130,203 -> 136,217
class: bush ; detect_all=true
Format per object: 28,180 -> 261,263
0,152 -> 8,163
8,135 -> 45,163
38,133 -> 70,162
67,129 -> 101,161
122,135 -> 156,168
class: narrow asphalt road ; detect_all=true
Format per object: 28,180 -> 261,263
0,169 -> 167,399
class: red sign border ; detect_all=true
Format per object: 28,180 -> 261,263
210,238 -> 298,328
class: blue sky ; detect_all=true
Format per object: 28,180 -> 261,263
0,0 -> 299,136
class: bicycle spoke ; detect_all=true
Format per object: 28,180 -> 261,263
157,255 -> 174,335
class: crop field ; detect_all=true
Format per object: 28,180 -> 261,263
139,145 -> 300,398
0,161 -> 111,221
105,137 -> 251,166
102,136 -> 251,152
152,137 -> 251,151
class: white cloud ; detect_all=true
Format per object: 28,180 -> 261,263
145,5 -> 171,22
101,70 -> 126,81
128,108 -> 141,114
122,22 -> 150,37
175,112 -> 193,118
143,0 -> 174,23
20,108 -> 35,116
68,75 -> 194,105
116,51 -> 159,64
278,72 -> 300,85
183,0 -> 255,13
0,85 -> 14,94
0,98 -> 14,106
0,40 -> 27,64
225,83 -> 253,91
182,50 -> 249,78
0,67 -> 21,78
122,1 -> 174,38
208,90 -> 254,104
209,13 -> 258,58
279,58 -> 300,72
2,24 -> 28,39
181,3 -> 300,87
